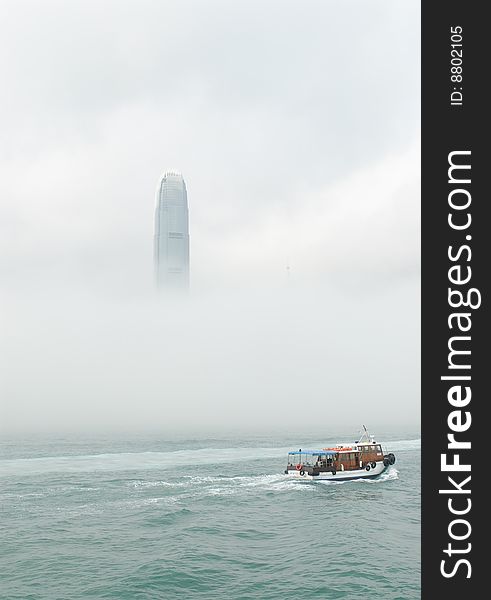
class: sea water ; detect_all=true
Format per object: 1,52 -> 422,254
0,432 -> 420,599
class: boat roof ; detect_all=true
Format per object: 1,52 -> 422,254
288,450 -> 337,456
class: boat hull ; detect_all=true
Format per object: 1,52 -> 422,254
286,461 -> 388,481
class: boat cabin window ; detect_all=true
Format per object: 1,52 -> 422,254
360,444 -> 382,453
288,452 -> 335,466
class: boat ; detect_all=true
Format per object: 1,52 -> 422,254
284,427 -> 396,481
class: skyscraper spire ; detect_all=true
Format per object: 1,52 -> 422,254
154,172 -> 190,289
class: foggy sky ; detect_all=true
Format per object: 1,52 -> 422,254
0,0 -> 420,434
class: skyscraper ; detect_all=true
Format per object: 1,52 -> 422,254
154,172 -> 189,289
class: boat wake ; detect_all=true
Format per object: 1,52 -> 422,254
130,468 -> 400,499
0,439 -> 418,477
0,447 -> 292,477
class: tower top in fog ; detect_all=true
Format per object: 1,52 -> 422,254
154,172 -> 190,289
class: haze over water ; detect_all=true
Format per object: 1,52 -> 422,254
1,0 -> 420,436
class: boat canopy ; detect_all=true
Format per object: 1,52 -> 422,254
288,450 -> 337,456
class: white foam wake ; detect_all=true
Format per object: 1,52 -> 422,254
0,447 -> 291,477
0,439 -> 419,477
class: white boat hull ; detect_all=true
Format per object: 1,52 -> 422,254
286,461 -> 387,481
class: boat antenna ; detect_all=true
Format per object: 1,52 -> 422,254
358,425 -> 370,444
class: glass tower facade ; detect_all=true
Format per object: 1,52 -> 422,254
154,172 -> 189,289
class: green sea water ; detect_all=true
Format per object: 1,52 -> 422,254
0,432 -> 420,599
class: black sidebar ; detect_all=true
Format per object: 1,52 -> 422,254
422,1 -> 488,598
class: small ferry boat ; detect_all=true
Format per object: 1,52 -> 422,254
284,427 -> 396,481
